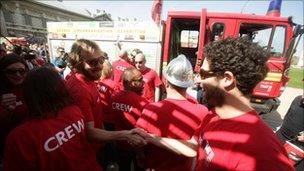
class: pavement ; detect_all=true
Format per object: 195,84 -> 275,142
261,87 -> 303,131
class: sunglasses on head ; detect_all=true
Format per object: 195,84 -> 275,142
5,68 -> 27,75
84,56 -> 105,66
199,68 -> 217,79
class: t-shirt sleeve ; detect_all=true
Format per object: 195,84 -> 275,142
153,71 -> 163,87
3,128 -> 37,171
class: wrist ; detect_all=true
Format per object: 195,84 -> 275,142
121,130 -> 131,141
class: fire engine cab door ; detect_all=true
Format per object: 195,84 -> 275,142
195,9 -> 207,72
196,11 -> 237,71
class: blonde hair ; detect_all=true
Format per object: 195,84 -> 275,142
68,39 -> 101,70
101,60 -> 113,79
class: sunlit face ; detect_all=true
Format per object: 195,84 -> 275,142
134,54 -> 146,71
81,49 -> 105,81
5,62 -> 27,85
200,58 -> 225,107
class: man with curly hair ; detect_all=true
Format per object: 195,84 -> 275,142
194,37 -> 294,170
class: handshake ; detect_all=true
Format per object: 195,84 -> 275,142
124,128 -> 152,147
124,128 -> 197,157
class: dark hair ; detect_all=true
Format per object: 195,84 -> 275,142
0,53 -> 28,95
23,67 -> 72,118
204,37 -> 269,95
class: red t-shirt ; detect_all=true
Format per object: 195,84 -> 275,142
98,78 -> 120,123
141,67 -> 162,102
65,73 -> 103,128
112,59 -> 134,89
136,99 -> 209,171
195,110 -> 294,171
109,91 -> 148,130
3,105 -> 101,171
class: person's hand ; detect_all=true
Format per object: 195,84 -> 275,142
1,93 -> 17,111
130,128 -> 150,139
125,133 -> 146,147
125,128 -> 148,147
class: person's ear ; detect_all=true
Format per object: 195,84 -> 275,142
220,71 -> 236,90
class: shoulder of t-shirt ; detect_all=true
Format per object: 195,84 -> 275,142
66,78 -> 92,99
195,103 -> 209,112
145,67 -> 158,76
110,90 -> 124,99
60,105 -> 85,118
130,92 -> 149,106
6,121 -> 33,142
142,101 -> 163,113
71,86 -> 92,100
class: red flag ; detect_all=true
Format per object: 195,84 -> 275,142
151,0 -> 162,25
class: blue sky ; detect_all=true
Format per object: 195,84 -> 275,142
43,0 -> 303,56
57,1 -> 303,24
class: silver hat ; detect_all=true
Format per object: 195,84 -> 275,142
162,54 -> 193,88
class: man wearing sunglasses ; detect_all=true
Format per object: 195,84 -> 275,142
194,37 -> 293,170
65,39 -> 148,166
52,47 -> 67,77
134,53 -> 163,102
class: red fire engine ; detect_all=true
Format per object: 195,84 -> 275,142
161,9 -> 303,113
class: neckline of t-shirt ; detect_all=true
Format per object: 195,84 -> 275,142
212,109 -> 257,120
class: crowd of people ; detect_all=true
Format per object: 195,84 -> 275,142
0,37 -> 302,171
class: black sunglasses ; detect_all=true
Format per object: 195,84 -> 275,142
199,68 -> 217,79
5,68 -> 27,75
84,56 -> 105,66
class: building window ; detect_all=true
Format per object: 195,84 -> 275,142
239,23 -> 286,57
271,26 -> 286,56
211,23 -> 225,41
31,16 -> 43,28
3,10 -> 14,23
41,17 -> 47,28
180,30 -> 199,48
23,14 -> 32,26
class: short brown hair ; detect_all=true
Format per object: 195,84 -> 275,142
68,39 -> 101,71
